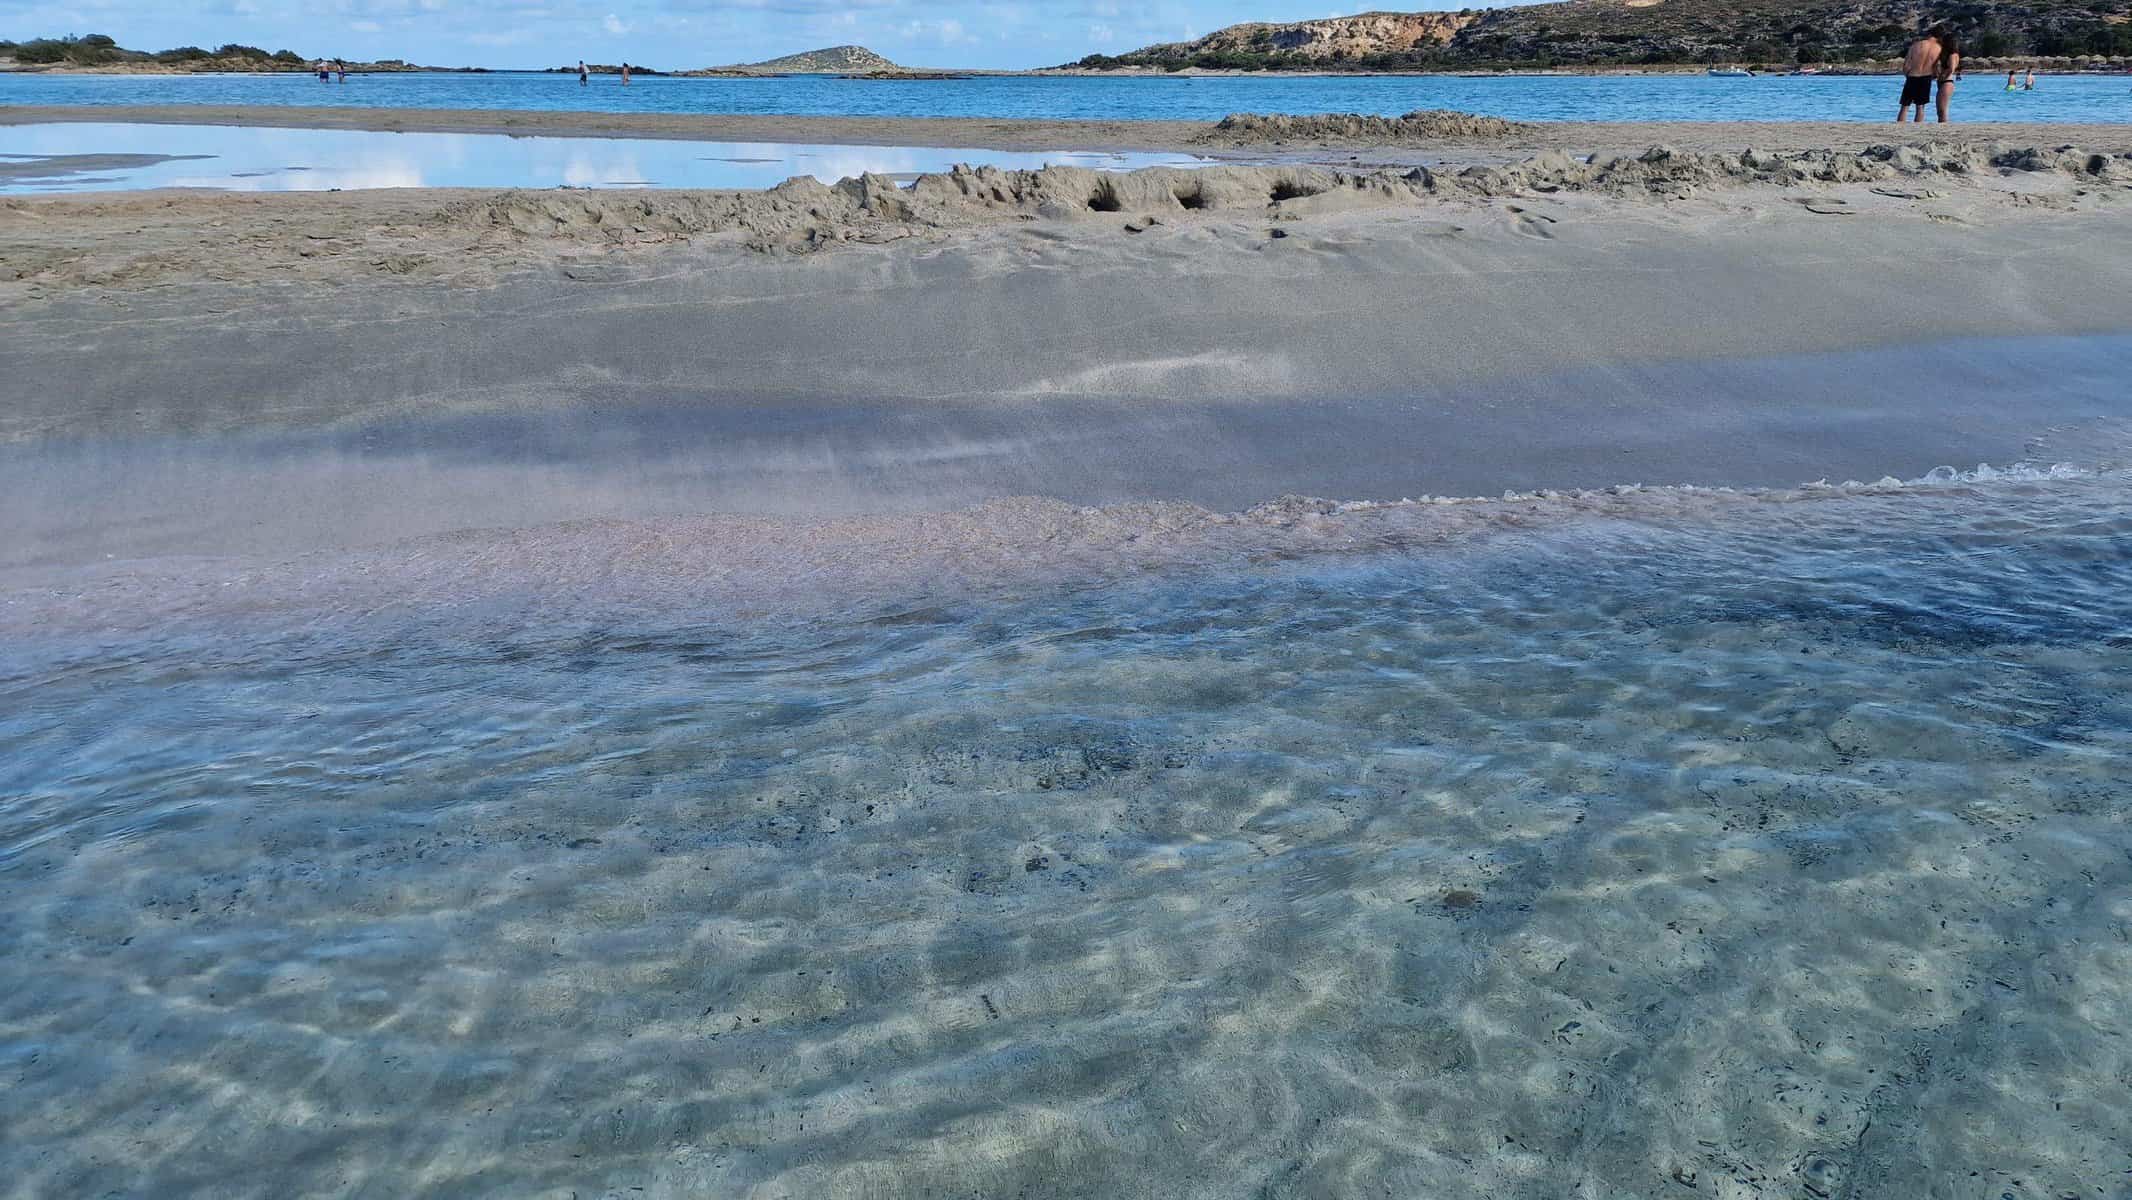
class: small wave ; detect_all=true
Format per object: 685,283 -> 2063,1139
1315,459 -> 2093,514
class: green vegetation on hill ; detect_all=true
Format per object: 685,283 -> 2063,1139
1,34 -> 308,68
1071,1 -> 2132,71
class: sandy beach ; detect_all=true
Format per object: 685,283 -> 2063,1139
6,110 -> 2130,488
4,105 -> 2132,1199
6,107 -> 2131,604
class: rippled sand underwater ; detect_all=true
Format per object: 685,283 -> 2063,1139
5,469 -> 2132,1198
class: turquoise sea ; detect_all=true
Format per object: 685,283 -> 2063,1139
4,67 -> 2130,123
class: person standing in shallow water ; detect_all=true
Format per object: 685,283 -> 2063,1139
621,61 -> 631,85
1897,30 -> 1942,122
1934,29 -> 1961,123
578,60 -> 589,85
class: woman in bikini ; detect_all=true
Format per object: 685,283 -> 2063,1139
1934,30 -> 1961,123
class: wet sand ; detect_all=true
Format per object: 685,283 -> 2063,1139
7,177 -> 2131,429
3,165 -> 2129,630
5,137 -> 2131,580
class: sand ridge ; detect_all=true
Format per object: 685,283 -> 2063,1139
1193,109 -> 1535,144
452,140 -> 2131,246
5,138 -> 2128,295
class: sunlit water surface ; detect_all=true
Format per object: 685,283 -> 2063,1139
6,69 -> 2132,123
4,465 -> 2130,1197
0,122 -> 1208,193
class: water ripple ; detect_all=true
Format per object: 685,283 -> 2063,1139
1,470 -> 2129,1196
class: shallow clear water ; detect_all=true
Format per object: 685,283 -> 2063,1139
5,69 -> 2131,124
4,465 -> 2130,1196
0,122 -> 1207,193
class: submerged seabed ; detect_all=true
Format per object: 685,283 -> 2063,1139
3,466 -> 2131,1198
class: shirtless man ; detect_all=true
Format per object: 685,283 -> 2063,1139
1897,29 -> 1943,122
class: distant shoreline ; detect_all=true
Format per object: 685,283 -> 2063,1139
0,62 -> 490,76
10,61 -> 2128,79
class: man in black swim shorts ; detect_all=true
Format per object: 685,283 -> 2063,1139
1897,29 -> 1945,122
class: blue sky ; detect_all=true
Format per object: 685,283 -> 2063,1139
2,1 -> 1472,70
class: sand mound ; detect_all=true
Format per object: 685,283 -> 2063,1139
436,164 -> 1396,250
1450,140 -> 2132,198
1199,110 -> 1533,144
436,143 -> 2132,253
8,141 -> 2124,294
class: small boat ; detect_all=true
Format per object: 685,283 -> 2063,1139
1708,67 -> 1754,77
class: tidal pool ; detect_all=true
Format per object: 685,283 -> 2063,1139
0,122 -> 1212,193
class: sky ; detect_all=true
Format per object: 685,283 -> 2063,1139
1,0 -> 1470,71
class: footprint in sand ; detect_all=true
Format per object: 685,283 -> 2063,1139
1794,197 -> 1854,216
1505,205 -> 1559,238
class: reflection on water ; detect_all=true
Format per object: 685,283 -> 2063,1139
2,466 -> 2130,1196
0,122 -> 1212,193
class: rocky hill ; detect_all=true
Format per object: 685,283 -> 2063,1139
1128,12 -> 1475,64
696,45 -> 904,75
1071,1 -> 2132,70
